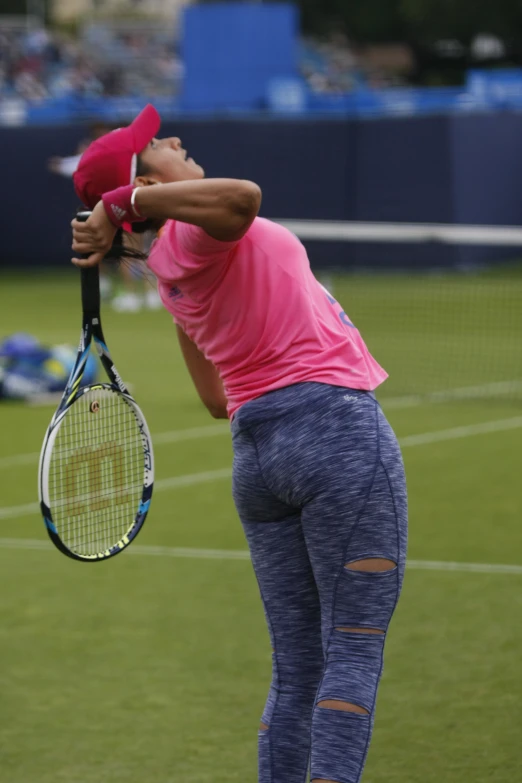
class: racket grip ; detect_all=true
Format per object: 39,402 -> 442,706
76,212 -> 101,315
81,266 -> 101,316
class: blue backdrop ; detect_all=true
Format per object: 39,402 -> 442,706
2,114 -> 522,270
182,2 -> 298,111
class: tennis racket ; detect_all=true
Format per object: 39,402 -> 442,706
38,212 -> 154,562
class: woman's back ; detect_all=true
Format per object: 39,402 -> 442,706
148,217 -> 387,416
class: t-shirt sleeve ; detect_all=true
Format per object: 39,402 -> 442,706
175,221 -> 239,261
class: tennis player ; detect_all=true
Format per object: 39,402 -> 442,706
72,104 -> 408,783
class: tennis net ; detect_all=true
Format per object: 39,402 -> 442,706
277,220 -> 522,404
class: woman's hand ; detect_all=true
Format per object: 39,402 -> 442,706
71,201 -> 117,267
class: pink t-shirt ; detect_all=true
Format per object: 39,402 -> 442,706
147,217 -> 388,417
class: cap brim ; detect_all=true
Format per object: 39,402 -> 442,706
130,104 -> 161,154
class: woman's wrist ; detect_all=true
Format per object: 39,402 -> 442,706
101,185 -> 146,228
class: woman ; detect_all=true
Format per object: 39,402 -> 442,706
72,104 -> 408,783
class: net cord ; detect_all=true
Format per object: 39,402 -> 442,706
276,220 -> 522,245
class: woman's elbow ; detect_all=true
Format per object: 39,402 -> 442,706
212,181 -> 261,241
203,399 -> 229,419
233,181 -> 262,219
207,404 -> 229,420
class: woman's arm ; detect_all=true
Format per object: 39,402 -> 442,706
134,179 -> 261,242
176,325 -> 228,419
72,178 -> 261,267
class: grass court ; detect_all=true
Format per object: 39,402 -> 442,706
0,269 -> 521,783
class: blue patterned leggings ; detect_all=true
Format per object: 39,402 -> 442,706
231,383 -> 408,783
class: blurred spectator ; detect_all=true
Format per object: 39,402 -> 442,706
0,19 -> 184,103
0,18 -> 412,106
47,120 -> 113,177
299,32 -> 413,93
47,120 -> 162,313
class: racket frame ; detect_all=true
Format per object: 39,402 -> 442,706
38,214 -> 154,561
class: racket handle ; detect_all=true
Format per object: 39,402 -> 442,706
81,265 -> 101,317
75,212 -> 101,316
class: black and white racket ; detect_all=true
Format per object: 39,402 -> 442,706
38,212 -> 154,562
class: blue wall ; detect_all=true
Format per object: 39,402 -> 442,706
2,114 -> 522,270
182,3 -> 298,111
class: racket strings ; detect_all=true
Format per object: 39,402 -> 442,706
48,388 -> 144,556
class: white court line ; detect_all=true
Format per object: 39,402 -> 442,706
0,379 -> 520,472
153,422 -> 230,445
0,467 -> 234,521
399,416 -> 522,447
0,537 -> 521,575
0,422 -> 231,471
0,415 -> 521,522
383,380 -> 522,410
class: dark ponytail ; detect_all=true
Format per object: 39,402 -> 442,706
73,218 -> 159,264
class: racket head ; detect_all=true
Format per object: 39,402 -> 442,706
39,383 -> 154,562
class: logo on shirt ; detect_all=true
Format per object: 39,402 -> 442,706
168,286 -> 184,301
320,283 -> 356,329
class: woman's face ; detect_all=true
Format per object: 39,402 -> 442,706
136,136 -> 205,184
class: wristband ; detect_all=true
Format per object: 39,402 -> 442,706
101,185 -> 146,228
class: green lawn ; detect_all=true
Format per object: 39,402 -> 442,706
0,270 -> 521,783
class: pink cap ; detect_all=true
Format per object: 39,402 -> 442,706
73,104 -> 161,209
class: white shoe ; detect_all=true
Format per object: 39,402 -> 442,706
111,292 -> 143,313
100,274 -> 113,300
144,288 -> 163,310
